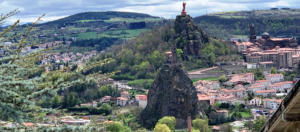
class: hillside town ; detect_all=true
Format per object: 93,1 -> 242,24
3,0 -> 300,132
234,25 -> 300,69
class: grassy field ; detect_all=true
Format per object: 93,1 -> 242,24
77,32 -> 99,39
77,29 -> 150,40
229,111 -> 252,118
104,17 -> 162,23
240,112 -> 252,118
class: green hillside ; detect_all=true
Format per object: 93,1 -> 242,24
194,8 -> 300,42
3,11 -> 165,52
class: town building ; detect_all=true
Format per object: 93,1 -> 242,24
249,97 -> 262,106
265,73 -> 284,83
270,81 -> 294,93
80,101 -> 97,107
121,91 -> 130,98
235,24 -> 299,69
135,94 -> 147,108
263,99 -> 282,110
99,96 -> 112,104
255,89 -> 276,97
228,73 -> 254,85
117,97 -> 128,106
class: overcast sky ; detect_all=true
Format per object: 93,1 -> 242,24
1,0 -> 300,25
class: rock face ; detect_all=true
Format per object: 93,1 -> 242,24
174,15 -> 209,58
141,63 -> 199,128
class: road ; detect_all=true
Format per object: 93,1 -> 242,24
188,66 -> 218,75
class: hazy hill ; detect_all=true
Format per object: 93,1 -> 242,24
40,11 -> 159,27
194,8 -> 300,42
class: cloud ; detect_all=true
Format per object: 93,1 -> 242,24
1,0 -> 300,25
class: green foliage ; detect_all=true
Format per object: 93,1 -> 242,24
253,69 -> 265,80
51,94 -> 61,108
270,67 -> 277,74
107,122 -> 125,132
192,129 -> 201,132
0,11 -> 64,123
176,48 -> 184,58
253,116 -> 266,132
62,92 -> 80,108
115,107 -> 143,131
67,104 -> 112,115
71,37 -> 118,51
127,79 -> 154,89
153,124 -> 171,132
192,118 -> 211,132
157,116 -> 176,131
218,75 -> 227,83
98,85 -> 120,98
202,42 -> 216,66
99,103 -> 112,115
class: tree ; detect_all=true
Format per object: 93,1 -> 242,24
51,94 -> 61,108
247,91 -> 254,101
218,75 -> 227,83
98,85 -> 120,98
62,92 -> 80,108
99,103 -> 112,115
270,67 -> 277,74
106,122 -> 124,132
157,116 -> 176,131
244,120 -> 254,130
192,118 -> 211,132
154,124 -> 171,132
0,11 -> 63,123
254,69 -> 265,80
253,116 -> 266,132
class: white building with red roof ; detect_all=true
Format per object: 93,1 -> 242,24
263,98 -> 282,110
255,89 -> 276,97
135,94 -> 147,108
265,74 -> 284,83
117,97 -> 128,106
270,81 -> 294,93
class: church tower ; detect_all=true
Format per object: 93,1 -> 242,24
249,23 -> 256,42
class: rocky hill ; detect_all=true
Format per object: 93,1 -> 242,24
141,62 -> 199,128
175,14 -> 209,59
97,11 -> 236,81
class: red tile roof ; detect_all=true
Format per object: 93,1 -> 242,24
135,94 -> 147,101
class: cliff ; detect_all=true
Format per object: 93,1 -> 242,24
140,63 -> 199,128
174,14 -> 209,59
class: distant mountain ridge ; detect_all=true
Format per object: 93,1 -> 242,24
40,11 -> 159,26
194,8 -> 300,42
2,11 -> 165,53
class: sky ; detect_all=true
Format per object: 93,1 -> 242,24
1,0 -> 300,25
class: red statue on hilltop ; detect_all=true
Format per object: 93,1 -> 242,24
181,2 -> 187,15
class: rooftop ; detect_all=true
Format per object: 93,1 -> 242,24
255,89 -> 276,93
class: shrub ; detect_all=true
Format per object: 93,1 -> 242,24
154,124 -> 171,132
157,116 -> 176,131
